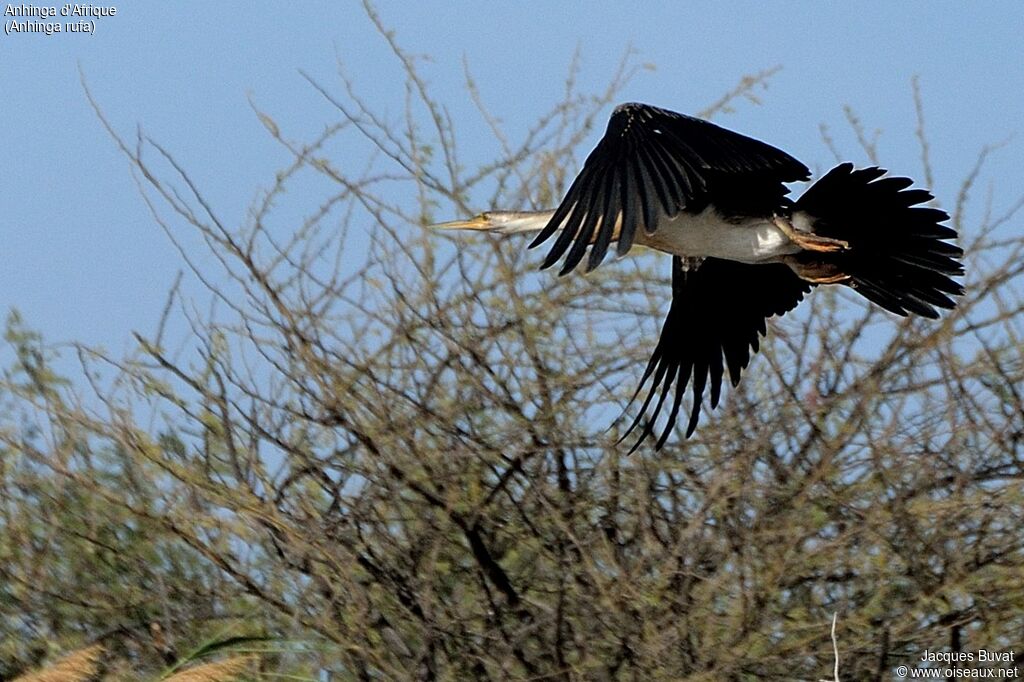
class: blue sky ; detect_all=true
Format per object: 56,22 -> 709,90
3,2 -> 1022,357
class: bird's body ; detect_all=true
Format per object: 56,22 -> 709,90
638,207 -> 801,264
432,103 -> 964,449
476,206 -> 804,264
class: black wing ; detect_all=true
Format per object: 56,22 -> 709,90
530,103 -> 810,275
623,257 -> 812,451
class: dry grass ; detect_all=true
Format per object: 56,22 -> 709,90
162,656 -> 256,682
12,645 -> 103,682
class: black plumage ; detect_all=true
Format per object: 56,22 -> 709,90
623,257 -> 810,450
530,103 -> 810,275
521,103 -> 964,450
793,163 -> 963,318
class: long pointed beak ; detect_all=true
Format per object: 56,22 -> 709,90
429,216 -> 492,231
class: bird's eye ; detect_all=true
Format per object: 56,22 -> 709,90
480,212 -> 491,220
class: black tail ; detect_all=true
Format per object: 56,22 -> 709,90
794,163 -> 964,318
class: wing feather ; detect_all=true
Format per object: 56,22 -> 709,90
586,166 -> 621,271
532,103 -> 809,274
623,257 -> 811,451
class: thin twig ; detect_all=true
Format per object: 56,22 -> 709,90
818,612 -> 841,682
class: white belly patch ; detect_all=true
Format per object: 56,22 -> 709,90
635,207 -> 801,263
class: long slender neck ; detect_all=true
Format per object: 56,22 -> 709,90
487,210 -> 556,234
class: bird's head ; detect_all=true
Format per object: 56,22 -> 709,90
429,210 -> 552,235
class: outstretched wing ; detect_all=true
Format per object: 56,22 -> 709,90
623,257 -> 812,451
530,103 -> 810,275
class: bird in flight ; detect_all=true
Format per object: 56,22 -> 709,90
432,103 -> 964,450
